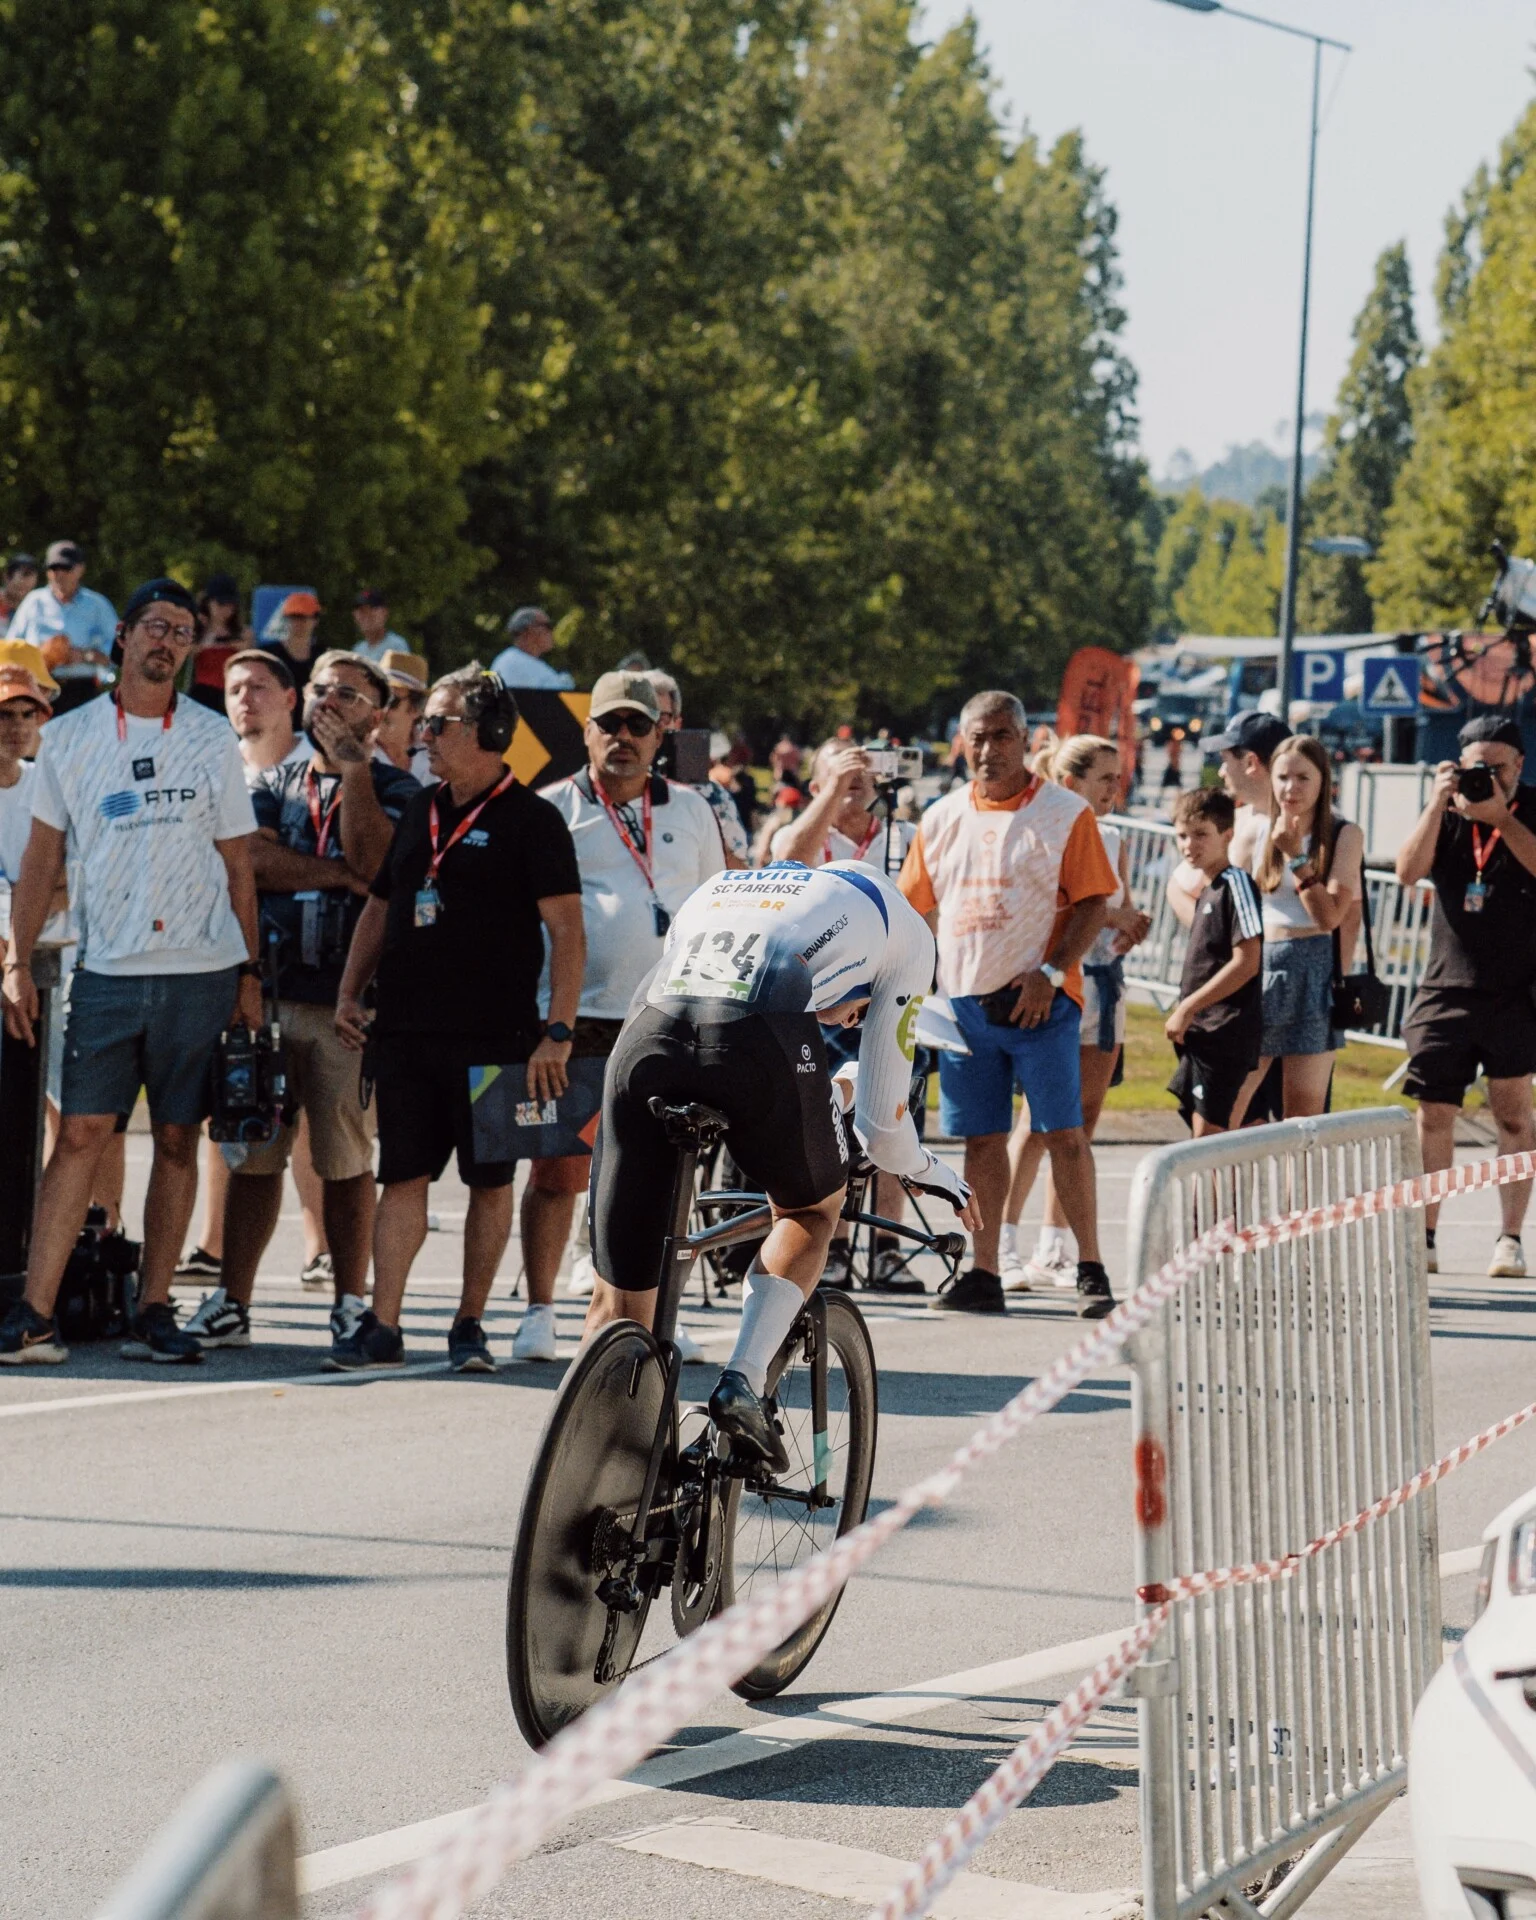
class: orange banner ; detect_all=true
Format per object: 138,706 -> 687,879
1055,647 -> 1140,801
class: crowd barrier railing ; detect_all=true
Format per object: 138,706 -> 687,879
1109,813 -> 1436,1050
93,1758 -> 298,1920
1126,1110 -> 1437,1920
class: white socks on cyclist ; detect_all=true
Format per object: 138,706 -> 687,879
726,1266 -> 805,1396
1036,1224 -> 1070,1262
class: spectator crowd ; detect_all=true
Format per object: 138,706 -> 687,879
1,547 -> 1531,1368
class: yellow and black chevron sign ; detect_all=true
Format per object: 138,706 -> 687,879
502,690 -> 592,789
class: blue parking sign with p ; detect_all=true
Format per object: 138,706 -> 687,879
1294,649 -> 1344,704
1361,656 -> 1420,715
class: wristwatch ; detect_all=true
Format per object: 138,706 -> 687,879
545,1020 -> 574,1044
1040,963 -> 1066,990
237,961 -> 262,980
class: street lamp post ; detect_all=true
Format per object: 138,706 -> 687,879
1158,0 -> 1350,722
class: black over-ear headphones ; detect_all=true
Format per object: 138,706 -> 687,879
465,670 -> 518,753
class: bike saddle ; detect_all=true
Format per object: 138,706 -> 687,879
649,1098 -> 732,1147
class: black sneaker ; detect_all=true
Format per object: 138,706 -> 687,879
324,1310 -> 405,1372
174,1246 -> 222,1280
708,1368 -> 789,1474
933,1266 -> 1006,1315
819,1244 -> 854,1291
120,1301 -> 204,1364
0,1299 -> 68,1365
861,1246 -> 926,1295
448,1316 -> 496,1373
1075,1262 -> 1116,1320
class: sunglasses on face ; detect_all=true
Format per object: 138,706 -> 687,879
421,713 -> 468,738
309,680 -> 377,708
594,711 -> 656,738
133,616 -> 197,644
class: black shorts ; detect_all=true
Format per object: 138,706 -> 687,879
373,1032 -> 522,1190
1169,1038 -> 1254,1129
1402,986 -> 1536,1106
590,1002 -> 851,1292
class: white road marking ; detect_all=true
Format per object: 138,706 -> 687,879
608,1816 -> 1137,1918
0,1360 -> 450,1419
293,1540 -> 1490,1895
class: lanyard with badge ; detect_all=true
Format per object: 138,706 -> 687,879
417,769 -> 514,927
1466,807 -> 1515,913
593,778 -> 669,936
304,765 -> 343,858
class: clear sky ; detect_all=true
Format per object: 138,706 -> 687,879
920,0 -> 1536,476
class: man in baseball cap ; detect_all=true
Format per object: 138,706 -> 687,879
261,589 -> 323,691
1205,709 -> 1291,765
351,587 -> 408,666
5,541 -> 117,710
1166,707 -> 1291,955
374,650 -> 431,782
490,604 -> 574,691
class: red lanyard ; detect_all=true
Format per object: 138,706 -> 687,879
426,769 -> 514,884
594,779 -> 656,895
1472,800 -> 1516,875
304,766 -> 343,859
114,692 -> 174,742
826,816 -> 879,863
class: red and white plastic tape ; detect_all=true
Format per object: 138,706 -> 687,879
352,1147 -> 1536,1920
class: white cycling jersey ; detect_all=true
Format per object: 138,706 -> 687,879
648,860 -> 964,1204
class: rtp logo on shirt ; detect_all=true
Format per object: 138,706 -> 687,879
99,790 -> 141,821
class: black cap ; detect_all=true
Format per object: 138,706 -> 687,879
122,577 -> 198,624
1459,714 -> 1525,752
1205,709 -> 1291,765
355,586 -> 389,609
201,571 -> 239,604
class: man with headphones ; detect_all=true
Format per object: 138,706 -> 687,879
334,665 -> 585,1372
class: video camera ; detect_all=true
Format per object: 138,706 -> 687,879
209,1019 -> 289,1146
861,743 -> 923,785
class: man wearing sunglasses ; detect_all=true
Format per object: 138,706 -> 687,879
184,652 -> 419,1358
1,578 -> 260,1365
520,672 -> 727,1359
6,541 -> 118,714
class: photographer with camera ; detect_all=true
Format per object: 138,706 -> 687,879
1397,716 -> 1536,1279
0,579 -> 260,1365
332,667 -> 584,1372
184,652 -> 418,1355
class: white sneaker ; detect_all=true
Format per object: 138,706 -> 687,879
565,1252 -> 596,1297
183,1287 -> 250,1348
1000,1249 -> 1031,1293
1489,1235 -> 1527,1279
329,1294 -> 368,1346
511,1306 -> 559,1363
672,1322 -> 705,1364
1024,1243 -> 1079,1291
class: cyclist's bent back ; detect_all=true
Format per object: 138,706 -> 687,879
588,860 -> 972,1466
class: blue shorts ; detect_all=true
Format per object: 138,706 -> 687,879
61,967 -> 237,1126
940,990 -> 1084,1137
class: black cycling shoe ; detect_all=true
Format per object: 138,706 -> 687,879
932,1266 -> 1006,1315
819,1244 -> 854,1292
1075,1262 -> 1116,1320
708,1368 -> 789,1474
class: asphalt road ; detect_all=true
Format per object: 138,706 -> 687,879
6,1132 -> 1536,1919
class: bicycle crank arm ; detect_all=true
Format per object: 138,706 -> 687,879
746,1480 -> 838,1511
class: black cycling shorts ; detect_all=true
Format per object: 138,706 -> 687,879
589,1002 -> 852,1292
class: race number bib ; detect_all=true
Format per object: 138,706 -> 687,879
661,926 -> 767,1001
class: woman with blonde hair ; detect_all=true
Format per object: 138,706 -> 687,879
1233,733 -> 1363,1122
999,734 -> 1152,1291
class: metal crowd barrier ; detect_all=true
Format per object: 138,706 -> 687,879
94,1760 -> 298,1920
1126,1110 -> 1440,1920
1108,814 -> 1436,1049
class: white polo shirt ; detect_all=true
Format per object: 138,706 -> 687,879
539,771 -> 725,1018
769,813 -> 916,877
0,762 -> 70,945
29,694 -> 255,975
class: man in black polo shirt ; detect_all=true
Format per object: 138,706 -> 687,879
1398,715 -> 1536,1278
333,666 -> 584,1370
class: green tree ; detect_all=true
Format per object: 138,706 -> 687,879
0,0 -> 493,623
1299,242 -> 1419,633
1370,108 -> 1536,629
1151,489 -> 1282,638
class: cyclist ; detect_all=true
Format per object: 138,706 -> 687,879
585,859 -> 981,1468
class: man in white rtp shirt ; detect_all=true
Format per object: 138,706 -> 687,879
1,578 -> 262,1367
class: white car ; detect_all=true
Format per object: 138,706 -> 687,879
1411,1485 -> 1536,1918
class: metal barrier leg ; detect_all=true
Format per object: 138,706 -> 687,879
1256,1778 -> 1399,1920
94,1759 -> 298,1920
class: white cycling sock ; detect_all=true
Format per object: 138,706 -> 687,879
522,1302 -> 554,1323
725,1267 -> 805,1397
1036,1224 -> 1069,1261
999,1222 -> 1019,1262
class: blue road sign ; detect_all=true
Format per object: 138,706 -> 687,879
1361,656 -> 1421,716
1293,649 -> 1345,706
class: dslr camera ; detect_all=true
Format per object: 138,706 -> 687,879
1455,763 -> 1496,804
861,743 -> 924,784
209,1019 -> 290,1145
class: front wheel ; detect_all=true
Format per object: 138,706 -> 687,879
720,1289 -> 877,1698
506,1320 -> 673,1748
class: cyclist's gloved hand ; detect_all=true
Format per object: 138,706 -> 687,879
900,1150 -> 974,1217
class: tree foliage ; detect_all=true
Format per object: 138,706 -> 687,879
1370,108 -> 1536,630
0,0 -> 1151,727
1150,488 -> 1282,639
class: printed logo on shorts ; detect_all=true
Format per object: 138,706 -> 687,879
829,1087 -> 849,1160
801,1044 -> 812,1060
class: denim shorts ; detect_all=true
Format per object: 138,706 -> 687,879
939,989 -> 1084,1137
61,966 -> 238,1125
1259,935 -> 1339,1059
